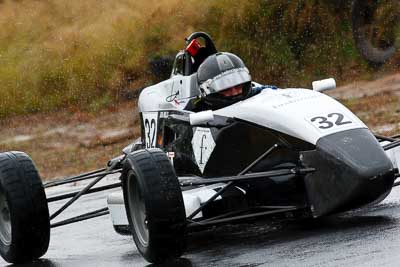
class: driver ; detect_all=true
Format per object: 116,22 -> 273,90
188,52 -> 252,111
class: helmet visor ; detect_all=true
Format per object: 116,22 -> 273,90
203,67 -> 251,94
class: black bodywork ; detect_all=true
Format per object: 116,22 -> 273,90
302,128 -> 396,217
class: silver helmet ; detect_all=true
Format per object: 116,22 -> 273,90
197,52 -> 251,109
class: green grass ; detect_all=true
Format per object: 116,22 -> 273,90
0,0 -> 391,118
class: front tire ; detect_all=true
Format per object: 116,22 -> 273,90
122,149 -> 186,263
0,151 -> 50,263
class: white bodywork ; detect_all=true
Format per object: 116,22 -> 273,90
214,88 -> 367,145
382,141 -> 400,170
138,76 -> 367,146
107,192 -> 128,227
110,79 -> 398,234
190,110 -> 214,125
138,75 -> 195,112
107,183 -> 232,230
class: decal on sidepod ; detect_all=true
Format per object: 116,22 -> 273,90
142,112 -> 158,149
191,127 -> 216,173
269,90 -> 322,109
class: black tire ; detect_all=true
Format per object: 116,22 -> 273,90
122,148 -> 186,263
0,151 -> 50,263
352,0 -> 399,65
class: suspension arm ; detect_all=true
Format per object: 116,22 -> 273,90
51,207 -> 109,228
47,182 -> 121,202
44,169 -> 121,188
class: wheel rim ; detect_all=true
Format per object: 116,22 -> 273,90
128,173 -> 149,247
0,185 -> 11,246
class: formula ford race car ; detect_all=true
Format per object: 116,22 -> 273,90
1,32 -> 400,264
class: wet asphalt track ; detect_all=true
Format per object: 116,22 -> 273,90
3,177 -> 400,267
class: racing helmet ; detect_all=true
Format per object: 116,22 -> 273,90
197,52 -> 252,109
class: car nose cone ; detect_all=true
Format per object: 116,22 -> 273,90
301,128 -> 396,217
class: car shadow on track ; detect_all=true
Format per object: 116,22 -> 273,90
5,259 -> 58,267
144,258 -> 193,267
185,214 -> 397,254
120,214 -> 397,266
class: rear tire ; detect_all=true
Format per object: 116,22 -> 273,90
0,151 -> 50,263
122,149 -> 186,263
352,0 -> 399,65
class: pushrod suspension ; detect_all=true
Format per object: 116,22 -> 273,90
180,168 -> 313,187
196,205 -> 299,224
188,206 -> 300,228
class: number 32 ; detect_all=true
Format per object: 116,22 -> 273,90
311,113 -> 352,129
144,118 -> 156,148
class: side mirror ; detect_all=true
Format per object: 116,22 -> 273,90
189,110 -> 214,125
312,78 -> 336,92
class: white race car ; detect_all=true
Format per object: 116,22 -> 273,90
0,32 -> 399,264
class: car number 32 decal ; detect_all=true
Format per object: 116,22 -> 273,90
142,112 -> 158,148
309,112 -> 352,130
